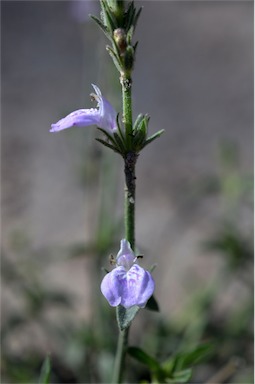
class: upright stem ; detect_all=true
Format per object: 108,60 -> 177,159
122,74 -> 137,250
122,75 -> 133,150
112,326 -> 130,383
112,74 -> 136,383
124,151 -> 137,250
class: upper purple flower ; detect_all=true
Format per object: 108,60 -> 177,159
50,84 -> 118,134
101,239 -> 155,309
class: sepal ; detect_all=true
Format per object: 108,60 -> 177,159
117,304 -> 140,330
145,294 -> 160,312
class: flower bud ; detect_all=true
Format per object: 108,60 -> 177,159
113,28 -> 127,54
123,45 -> 135,71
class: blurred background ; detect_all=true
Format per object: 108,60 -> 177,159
1,1 -> 253,383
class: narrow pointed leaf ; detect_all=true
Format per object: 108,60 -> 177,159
133,113 -> 144,132
133,133 -> 146,151
90,15 -> 110,39
106,46 -> 123,73
96,138 -> 121,154
133,41 -> 139,53
114,132 -> 126,153
171,368 -> 192,383
133,7 -> 143,31
127,25 -> 134,45
125,1 -> 135,30
128,347 -> 162,372
177,343 -> 215,368
116,113 -> 125,143
162,343 -> 214,375
97,127 -> 119,146
38,356 -> 51,384
142,129 -> 165,149
100,0 -> 117,31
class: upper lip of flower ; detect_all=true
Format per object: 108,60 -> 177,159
116,239 -> 137,270
50,84 -> 118,134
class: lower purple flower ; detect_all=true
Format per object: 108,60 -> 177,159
101,239 -> 155,309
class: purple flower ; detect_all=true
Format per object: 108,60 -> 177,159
101,239 -> 155,309
50,84 -> 118,134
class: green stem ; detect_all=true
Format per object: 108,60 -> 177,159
124,151 -> 137,250
112,327 -> 130,383
112,74 -> 136,384
121,75 -> 133,149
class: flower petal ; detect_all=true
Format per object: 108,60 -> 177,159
121,264 -> 155,308
92,84 -> 118,133
101,263 -> 155,309
50,108 -> 99,132
100,266 -> 126,307
116,239 -> 136,270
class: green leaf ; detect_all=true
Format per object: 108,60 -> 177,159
100,0 -> 118,31
113,132 -> 126,153
133,113 -> 144,132
38,356 -> 51,384
145,294 -> 160,312
90,15 -> 110,39
133,41 -> 139,53
97,126 -> 117,145
124,1 -> 135,31
162,343 -> 214,375
133,7 -> 143,31
149,263 -> 157,273
132,114 -> 151,150
126,25 -> 134,45
128,347 -> 162,372
116,113 -> 125,143
106,45 -> 123,73
133,130 -> 146,150
116,304 -> 140,330
170,368 -> 192,383
142,129 -> 165,149
95,138 -> 121,154
178,343 -> 214,368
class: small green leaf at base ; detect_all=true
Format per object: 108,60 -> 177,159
170,368 -> 193,383
38,356 -> 51,384
128,347 -> 162,372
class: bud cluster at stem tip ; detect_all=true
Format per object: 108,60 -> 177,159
90,0 -> 141,76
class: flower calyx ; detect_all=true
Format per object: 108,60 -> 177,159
98,112 -> 165,156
